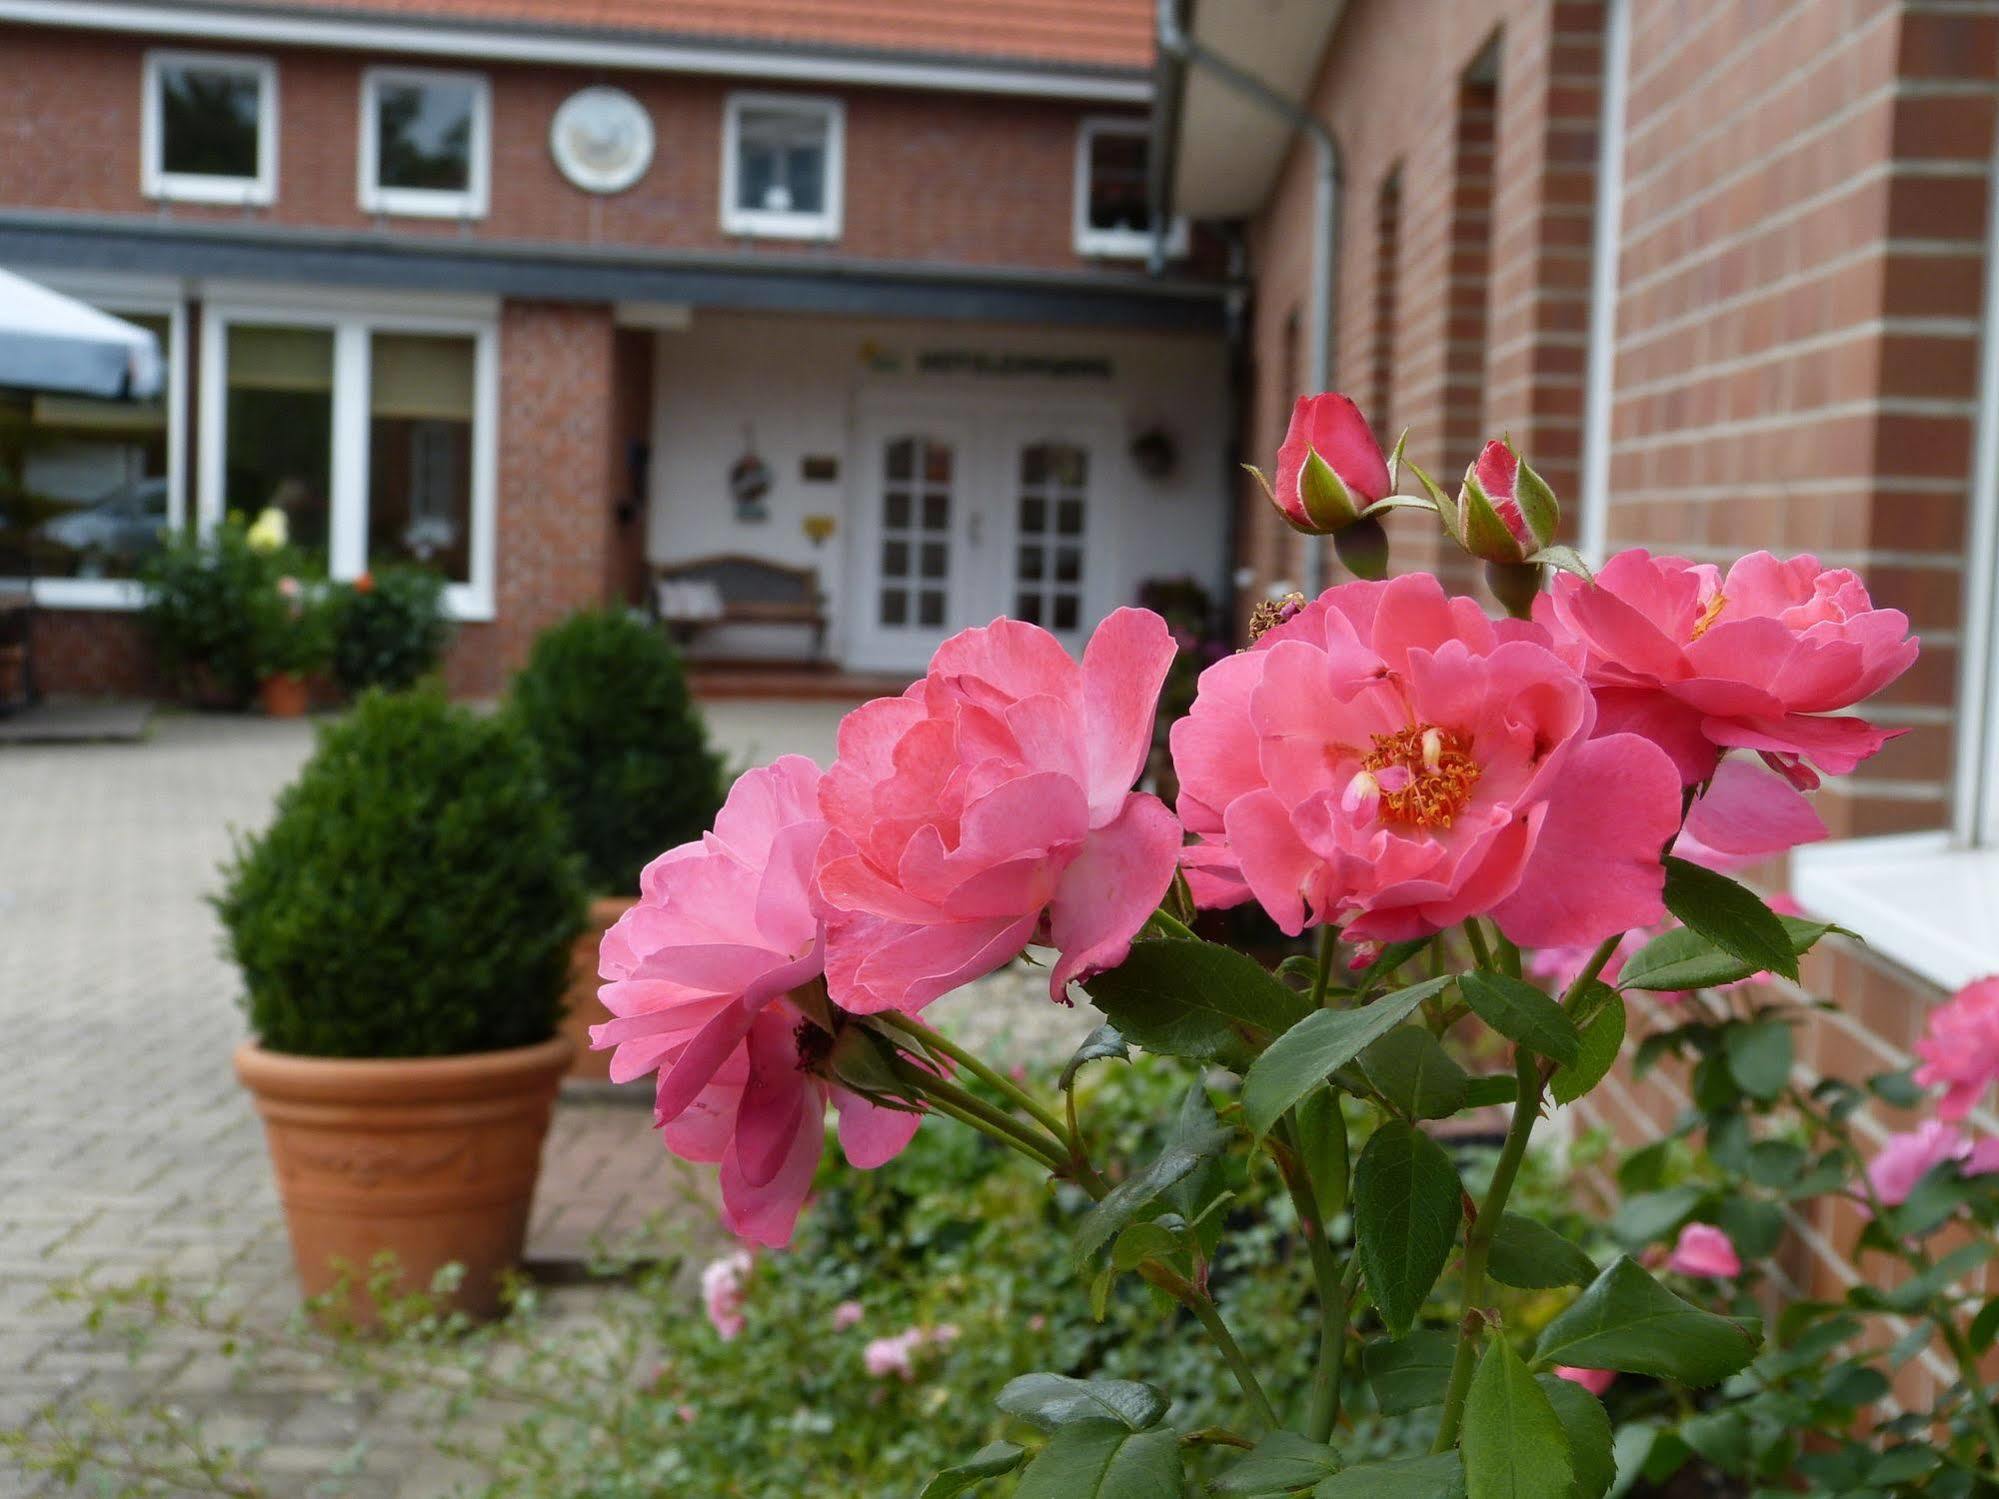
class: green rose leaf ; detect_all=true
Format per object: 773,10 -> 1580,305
1060,1024 -> 1130,1091
1536,1375 -> 1614,1499
1464,1074 -> 1520,1108
1083,938 -> 1309,1065
1295,1086 -> 1351,1220
995,1374 -> 1168,1433
919,1441 -> 1029,1498
1352,1119 -> 1463,1334
1072,1086 -> 1229,1266
1242,976 -> 1453,1139
1012,1420 -> 1182,1499
1363,1328 -> 1458,1415
1722,1019 -> 1793,1101
1488,1214 -> 1598,1290
1464,1338 -> 1573,1499
1550,986 -> 1625,1106
1211,1431 -> 1343,1494
1617,918 -> 1838,992
1660,857 -> 1798,982
1458,972 -> 1581,1066
1361,1025 -> 1472,1120
1314,1452 -> 1465,1499
1532,1257 -> 1760,1386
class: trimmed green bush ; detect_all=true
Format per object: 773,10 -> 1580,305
507,609 -> 725,894
138,515 -> 291,708
216,687 -> 587,1058
329,567 -> 451,696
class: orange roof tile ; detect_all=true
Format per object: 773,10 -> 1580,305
254,0 -> 1155,71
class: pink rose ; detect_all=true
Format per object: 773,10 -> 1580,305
832,1300 -> 865,1331
1454,439 -> 1556,564
700,1251 -> 752,1340
1170,573 -> 1682,948
816,611 -> 1183,1012
1539,550 -> 1918,786
1675,758 -> 1827,873
592,757 -> 921,1247
1866,1120 -> 1991,1208
1554,1365 -> 1615,1397
863,1329 -> 924,1381
1665,1223 -> 1742,1279
1914,978 -> 1999,1122
1271,393 -> 1392,534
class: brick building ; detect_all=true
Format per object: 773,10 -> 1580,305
1152,0 -> 1999,1366
0,0 -> 1232,694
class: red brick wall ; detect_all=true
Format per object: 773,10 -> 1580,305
0,22 -> 1147,275
24,610 -> 162,698
1604,0 -> 1994,845
1238,0 -> 1605,607
445,300 -> 620,696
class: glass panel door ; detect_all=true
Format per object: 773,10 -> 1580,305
1012,440 -> 1088,640
875,434 -> 954,635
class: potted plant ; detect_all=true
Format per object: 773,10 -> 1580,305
506,609 -> 724,1080
138,513 -> 284,709
219,687 -> 587,1320
328,566 -> 451,697
252,574 -> 332,718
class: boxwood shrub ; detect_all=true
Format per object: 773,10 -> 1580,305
217,687 -> 586,1058
507,609 -> 725,894
329,567 -> 451,697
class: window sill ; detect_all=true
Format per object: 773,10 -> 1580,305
720,210 -> 841,242
360,187 -> 487,220
146,176 -> 273,207
1792,831 -> 1999,991
17,578 -> 145,611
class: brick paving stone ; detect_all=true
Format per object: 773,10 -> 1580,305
0,705 -> 1092,1496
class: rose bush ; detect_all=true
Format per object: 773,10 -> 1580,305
581,396 -> 1955,1495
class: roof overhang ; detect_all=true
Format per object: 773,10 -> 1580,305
0,0 -> 1152,103
1164,0 -> 1343,218
0,212 -> 1227,334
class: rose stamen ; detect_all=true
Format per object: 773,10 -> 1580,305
1690,591 -> 1728,641
1359,724 -> 1480,828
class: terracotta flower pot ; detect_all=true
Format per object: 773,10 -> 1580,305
259,673 -> 310,718
561,894 -> 636,1081
234,1035 -> 572,1323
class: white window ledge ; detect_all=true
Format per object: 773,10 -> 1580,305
1793,832 -> 1999,991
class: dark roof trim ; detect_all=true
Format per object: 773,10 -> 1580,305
0,213 -> 1228,333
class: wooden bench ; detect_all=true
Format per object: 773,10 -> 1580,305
650,554 -> 828,661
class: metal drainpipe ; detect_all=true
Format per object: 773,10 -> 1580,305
1154,0 -> 1341,591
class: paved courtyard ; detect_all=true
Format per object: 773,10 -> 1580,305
0,700 -> 1091,1496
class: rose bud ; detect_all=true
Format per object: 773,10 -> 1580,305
1455,438 -> 1558,565
1264,393 -> 1392,535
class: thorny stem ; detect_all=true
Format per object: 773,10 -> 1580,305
1276,1118 -> 1349,1442
890,1058 -> 1072,1176
1432,930 -> 1625,1453
1144,1262 -> 1281,1431
876,1011 -> 1076,1151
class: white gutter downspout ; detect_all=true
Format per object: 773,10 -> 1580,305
1951,122 -> 1999,845
1155,0 -> 1341,590
1578,0 -> 1631,565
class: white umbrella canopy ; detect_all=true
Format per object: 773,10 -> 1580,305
0,267 -> 164,401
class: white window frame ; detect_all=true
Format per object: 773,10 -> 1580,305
3,273 -> 188,612
1072,115 -> 1185,260
720,91 -> 844,241
196,286 -> 499,621
358,65 -> 490,220
141,49 -> 278,207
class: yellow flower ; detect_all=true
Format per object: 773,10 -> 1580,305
245,507 -> 289,553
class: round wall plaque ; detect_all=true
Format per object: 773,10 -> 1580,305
550,87 -> 654,194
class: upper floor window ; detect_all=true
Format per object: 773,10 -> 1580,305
359,67 -> 489,219
722,93 -> 844,241
1075,116 -> 1183,259
142,51 -> 277,206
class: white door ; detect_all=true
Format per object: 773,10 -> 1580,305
848,417 -> 976,672
845,405 -> 1118,672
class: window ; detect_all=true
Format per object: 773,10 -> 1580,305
142,51 -> 276,205
721,93 -> 843,240
199,297 -> 496,618
359,67 -> 489,218
1074,117 -> 1183,259
0,287 -> 184,607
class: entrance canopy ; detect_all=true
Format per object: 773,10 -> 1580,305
0,268 -> 164,400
